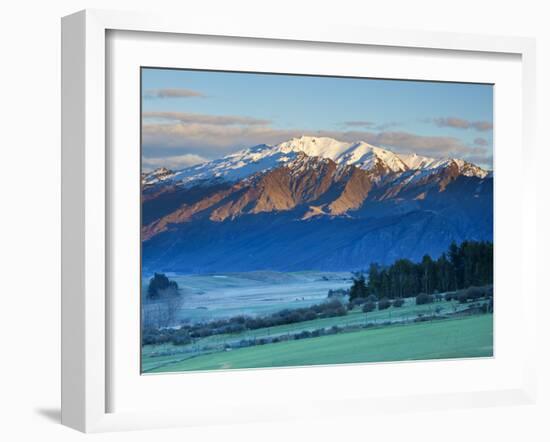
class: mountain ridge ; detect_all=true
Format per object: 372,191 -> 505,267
142,136 -> 489,188
141,136 -> 493,273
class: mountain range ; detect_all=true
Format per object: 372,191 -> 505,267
142,136 -> 493,273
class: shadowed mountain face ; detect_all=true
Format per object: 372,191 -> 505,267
141,137 -> 493,273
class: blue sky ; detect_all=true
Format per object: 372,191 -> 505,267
142,68 -> 493,170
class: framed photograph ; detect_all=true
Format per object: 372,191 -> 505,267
61,9 -> 538,432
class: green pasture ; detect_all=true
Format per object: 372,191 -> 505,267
142,298 -> 469,369
145,314 -> 493,373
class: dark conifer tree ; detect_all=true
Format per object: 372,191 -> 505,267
365,240 -> 493,299
349,272 -> 368,301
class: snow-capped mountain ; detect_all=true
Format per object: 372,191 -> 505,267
277,136 -> 409,173
397,153 -> 488,178
142,136 -> 488,188
141,167 -> 175,185
141,136 -> 492,273
397,153 -> 448,170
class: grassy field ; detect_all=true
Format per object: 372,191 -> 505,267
141,298 -> 471,370
146,314 -> 493,373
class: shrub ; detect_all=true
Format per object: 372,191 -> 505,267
172,334 -> 192,346
378,298 -> 392,310
320,302 -> 348,318
362,302 -> 376,313
416,293 -> 434,305
465,286 -> 485,301
142,329 -> 172,346
348,297 -> 366,311
366,294 -> 378,303
294,330 -> 312,340
233,315 -> 247,324
456,291 -> 469,304
392,298 -> 405,308
444,292 -> 455,302
287,311 -> 304,324
325,299 -> 346,310
311,329 -> 322,337
226,323 -> 246,334
192,327 -> 213,338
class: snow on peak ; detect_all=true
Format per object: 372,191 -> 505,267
276,136 -> 408,173
398,153 -> 442,170
154,136 -> 489,187
450,159 -> 489,178
277,136 -> 353,159
398,154 -> 488,179
344,143 -> 409,173
168,144 -> 296,186
142,167 -> 176,185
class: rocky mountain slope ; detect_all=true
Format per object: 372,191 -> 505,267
141,136 -> 493,273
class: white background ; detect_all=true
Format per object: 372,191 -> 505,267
0,1 -> 548,441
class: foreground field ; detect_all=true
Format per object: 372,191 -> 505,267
141,297 -> 476,372
147,314 -> 493,373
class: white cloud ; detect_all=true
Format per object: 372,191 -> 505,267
143,111 -> 271,126
142,111 -> 493,168
343,120 -> 401,130
142,153 -> 208,171
144,88 -> 205,99
343,120 -> 376,128
432,117 -> 493,132
474,137 -> 489,147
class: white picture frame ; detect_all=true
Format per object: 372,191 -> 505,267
61,9 -> 538,433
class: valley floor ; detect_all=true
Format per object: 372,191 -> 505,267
144,314 -> 493,373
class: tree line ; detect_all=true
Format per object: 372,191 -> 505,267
142,299 -> 347,346
350,240 -> 493,300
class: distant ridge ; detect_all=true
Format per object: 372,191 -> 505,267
142,135 -> 488,188
141,136 -> 493,274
